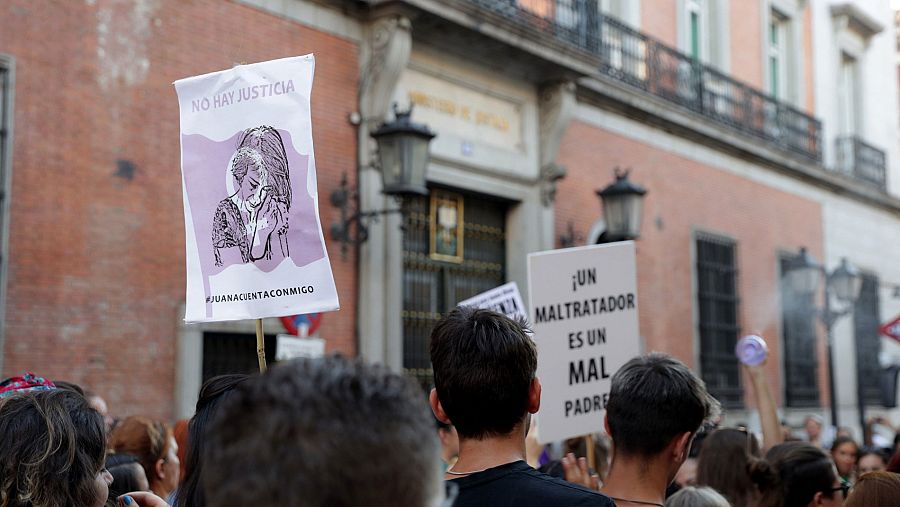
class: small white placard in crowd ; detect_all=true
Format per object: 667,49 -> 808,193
458,282 -> 528,321
276,334 -> 325,361
527,242 -> 641,444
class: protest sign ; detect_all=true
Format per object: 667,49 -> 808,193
174,55 -> 339,323
457,282 -> 528,321
527,242 -> 641,444
276,334 -> 325,361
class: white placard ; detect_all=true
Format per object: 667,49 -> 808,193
276,334 -> 325,361
457,282 -> 528,321
527,242 -> 641,444
174,55 -> 339,322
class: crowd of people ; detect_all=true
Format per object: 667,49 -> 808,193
2,307 -> 900,506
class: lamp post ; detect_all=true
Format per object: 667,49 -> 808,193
369,106 -> 436,197
559,168 -> 647,247
784,248 -> 862,430
331,104 -> 436,257
559,167 -> 647,248
596,168 -> 648,242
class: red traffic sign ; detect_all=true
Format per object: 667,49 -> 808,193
880,315 -> 900,343
280,313 -> 323,337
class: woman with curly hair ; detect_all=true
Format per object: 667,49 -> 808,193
0,389 -> 112,507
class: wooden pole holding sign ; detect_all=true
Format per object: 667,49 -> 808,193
255,318 -> 267,373
584,434 -> 596,475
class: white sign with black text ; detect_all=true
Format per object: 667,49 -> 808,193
527,242 -> 641,444
275,334 -> 325,361
457,282 -> 528,322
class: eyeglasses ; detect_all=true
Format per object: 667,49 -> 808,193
827,483 -> 851,499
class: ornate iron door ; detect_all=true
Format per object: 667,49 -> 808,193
401,191 -> 508,389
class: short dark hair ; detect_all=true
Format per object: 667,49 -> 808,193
857,446 -> 889,466
430,306 -> 537,440
831,435 -> 858,453
105,453 -> 147,506
202,355 -> 441,507
0,389 -> 106,507
175,374 -> 250,507
54,379 -> 86,396
606,353 -> 719,457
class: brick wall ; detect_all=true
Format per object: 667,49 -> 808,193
730,0 -> 763,88
641,1 -> 678,48
556,119 -> 828,409
0,0 -> 358,420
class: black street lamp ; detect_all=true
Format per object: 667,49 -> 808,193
783,247 -> 862,430
559,168 -> 648,247
370,106 -> 436,197
783,247 -> 824,298
331,104 -> 436,257
596,168 -> 648,242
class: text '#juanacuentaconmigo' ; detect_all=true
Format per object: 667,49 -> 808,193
206,286 -> 314,304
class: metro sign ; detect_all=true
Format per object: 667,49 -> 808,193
880,315 -> 900,343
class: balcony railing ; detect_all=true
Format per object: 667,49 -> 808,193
835,136 -> 887,189
465,0 -> 823,162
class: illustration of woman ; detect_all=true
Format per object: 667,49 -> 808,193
212,126 -> 291,266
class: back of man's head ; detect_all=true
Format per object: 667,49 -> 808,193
606,353 -> 719,458
430,306 -> 537,440
202,355 -> 442,507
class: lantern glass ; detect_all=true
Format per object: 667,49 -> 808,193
829,258 -> 862,303
784,248 -> 822,298
596,170 -> 647,241
603,193 -> 644,240
785,266 -> 822,298
377,134 -> 404,193
404,134 -> 430,195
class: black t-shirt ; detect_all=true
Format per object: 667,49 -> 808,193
448,460 -> 616,507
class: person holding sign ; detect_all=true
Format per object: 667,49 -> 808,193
599,354 -> 719,507
429,307 -> 615,507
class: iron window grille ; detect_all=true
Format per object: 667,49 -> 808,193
780,255 -> 820,408
855,274 -> 882,405
696,234 -> 742,408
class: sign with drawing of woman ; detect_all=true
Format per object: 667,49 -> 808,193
174,55 -> 339,323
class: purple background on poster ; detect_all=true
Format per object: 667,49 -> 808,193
181,129 -> 325,300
